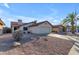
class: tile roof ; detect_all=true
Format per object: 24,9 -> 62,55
11,20 -> 55,29
28,21 -> 53,28
52,25 -> 63,28
11,21 -> 37,27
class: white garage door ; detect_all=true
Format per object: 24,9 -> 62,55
31,27 -> 51,34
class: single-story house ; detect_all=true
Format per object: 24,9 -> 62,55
0,19 -> 5,35
66,25 -> 79,32
27,21 -> 53,34
52,25 -> 64,33
11,20 -> 53,34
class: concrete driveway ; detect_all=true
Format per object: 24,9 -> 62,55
48,33 -> 79,55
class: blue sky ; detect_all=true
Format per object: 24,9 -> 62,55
0,3 -> 79,27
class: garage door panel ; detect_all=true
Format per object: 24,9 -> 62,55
31,27 -> 51,34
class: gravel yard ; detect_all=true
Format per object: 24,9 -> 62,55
0,33 -> 74,55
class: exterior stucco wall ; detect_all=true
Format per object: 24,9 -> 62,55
0,25 -> 3,29
53,28 -> 59,32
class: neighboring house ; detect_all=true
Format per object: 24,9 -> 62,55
11,21 -> 19,33
0,19 -> 5,35
66,26 -> 79,32
66,26 -> 71,32
52,25 -> 63,33
11,20 -> 23,33
11,20 -> 53,34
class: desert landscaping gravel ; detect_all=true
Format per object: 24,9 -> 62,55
0,34 -> 74,55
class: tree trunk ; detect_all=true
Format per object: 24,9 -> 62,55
71,21 -> 75,34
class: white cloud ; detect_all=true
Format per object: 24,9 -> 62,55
14,16 -> 61,25
4,3 -> 10,8
50,9 -> 58,16
0,8 -> 61,27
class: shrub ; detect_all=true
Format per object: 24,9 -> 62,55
3,27 -> 12,33
12,30 -> 23,42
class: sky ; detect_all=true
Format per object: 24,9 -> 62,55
0,3 -> 79,27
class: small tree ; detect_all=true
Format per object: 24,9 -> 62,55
61,11 -> 79,34
62,26 -> 67,32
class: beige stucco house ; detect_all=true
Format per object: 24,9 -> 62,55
19,21 -> 52,34
0,19 -> 5,35
11,20 -> 53,34
28,21 -> 53,34
52,25 -> 63,33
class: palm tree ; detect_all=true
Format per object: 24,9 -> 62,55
62,11 -> 79,34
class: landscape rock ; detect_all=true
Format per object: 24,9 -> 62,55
13,42 -> 21,47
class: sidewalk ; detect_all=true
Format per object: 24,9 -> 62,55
68,43 -> 79,55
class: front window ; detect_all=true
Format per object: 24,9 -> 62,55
23,27 -> 28,31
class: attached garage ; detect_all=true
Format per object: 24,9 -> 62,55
28,21 -> 53,34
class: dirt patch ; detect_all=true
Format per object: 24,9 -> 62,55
21,37 -> 74,55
